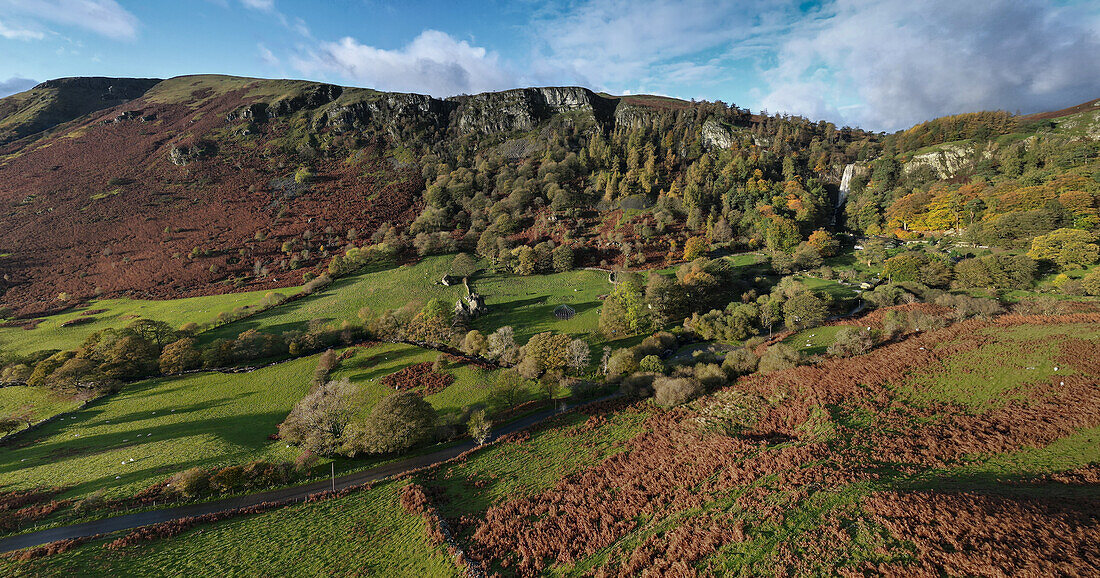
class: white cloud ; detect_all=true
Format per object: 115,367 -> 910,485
529,0 -> 800,93
759,0 -> 1100,131
257,42 -> 279,66
238,0 -> 309,38
293,30 -> 514,96
0,76 -> 38,97
240,0 -> 274,11
0,0 -> 138,40
0,19 -> 45,40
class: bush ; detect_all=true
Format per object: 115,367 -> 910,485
827,327 -> 874,358
638,354 -> 664,374
605,349 -> 638,379
171,467 -> 211,499
620,372 -> 658,398
722,348 -> 759,378
693,363 -> 727,389
653,376 -> 703,407
1082,268 -> 1100,296
758,344 -> 802,373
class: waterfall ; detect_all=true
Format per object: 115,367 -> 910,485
833,163 -> 855,226
837,163 -> 855,208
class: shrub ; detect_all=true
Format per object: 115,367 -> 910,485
638,354 -> 664,374
722,348 -> 759,377
171,467 -> 211,499
693,363 -> 727,389
827,327 -> 874,358
301,273 -> 332,295
1082,268 -> 1100,296
605,349 -> 638,379
653,376 -> 703,407
758,344 -> 802,372
620,372 -> 658,398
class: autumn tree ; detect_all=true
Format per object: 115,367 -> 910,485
1027,228 -> 1100,270
683,236 -> 709,261
806,229 -> 840,257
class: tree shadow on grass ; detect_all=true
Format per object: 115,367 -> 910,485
0,408 -> 290,480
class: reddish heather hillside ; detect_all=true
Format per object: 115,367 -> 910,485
0,76 -> 423,316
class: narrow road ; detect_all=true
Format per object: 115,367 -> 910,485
0,395 -> 615,554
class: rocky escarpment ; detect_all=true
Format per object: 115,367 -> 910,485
0,76 -> 161,146
449,87 -> 617,135
225,83 -> 689,142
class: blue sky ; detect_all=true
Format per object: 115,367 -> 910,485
1,0 -> 1099,131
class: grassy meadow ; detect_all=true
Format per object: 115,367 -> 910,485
2,481 -> 461,578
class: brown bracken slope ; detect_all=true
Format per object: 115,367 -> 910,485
0,76 -> 423,316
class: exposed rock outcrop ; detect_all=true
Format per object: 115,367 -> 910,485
701,118 -> 733,149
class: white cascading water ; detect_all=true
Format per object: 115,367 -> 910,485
837,163 -> 855,208
833,163 -> 855,225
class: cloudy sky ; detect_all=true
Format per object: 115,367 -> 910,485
1,0 -> 1099,131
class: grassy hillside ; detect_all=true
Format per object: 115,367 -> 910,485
0,355 -> 318,501
0,285 -> 301,357
3,313 -> 1095,575
203,254 -> 612,346
2,481 -> 461,577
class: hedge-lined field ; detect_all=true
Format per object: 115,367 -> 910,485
0,286 -> 300,357
2,481 -> 461,577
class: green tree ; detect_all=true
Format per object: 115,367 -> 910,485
782,292 -> 827,330
511,245 -> 538,275
462,330 -> 488,357
345,391 -> 436,455
1027,228 -> 1100,270
450,253 -> 478,277
522,332 -> 572,376
467,409 -> 491,444
278,378 -> 356,456
599,272 -> 650,338
159,337 -> 202,374
551,244 -> 574,272
882,253 -> 924,283
492,369 -> 526,407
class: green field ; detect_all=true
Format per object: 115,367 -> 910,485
2,481 -> 461,578
430,406 -> 652,520
0,286 -> 300,357
0,355 -> 318,501
0,387 -> 83,434
781,325 -> 844,356
897,322 -> 1100,411
0,407 -> 653,577
203,255 -> 612,346
331,342 -> 540,421
0,340 -> 539,509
